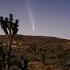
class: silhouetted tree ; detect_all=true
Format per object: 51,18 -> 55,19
0,14 -> 19,70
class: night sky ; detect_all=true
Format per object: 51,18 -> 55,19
0,0 -> 70,39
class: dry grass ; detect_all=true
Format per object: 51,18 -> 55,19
0,35 -> 70,70
27,61 -> 63,70
28,61 -> 47,70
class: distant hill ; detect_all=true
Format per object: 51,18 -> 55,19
0,35 -> 70,69
0,34 -> 70,43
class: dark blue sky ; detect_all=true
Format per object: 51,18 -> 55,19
0,0 -> 70,39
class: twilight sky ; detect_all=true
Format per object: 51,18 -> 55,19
0,0 -> 70,39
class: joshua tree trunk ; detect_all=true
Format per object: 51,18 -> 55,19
4,35 -> 8,70
8,34 -> 14,70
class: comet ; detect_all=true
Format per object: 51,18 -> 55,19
32,23 -> 35,31
25,0 -> 35,31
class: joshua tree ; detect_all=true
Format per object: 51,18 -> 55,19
0,14 -> 19,70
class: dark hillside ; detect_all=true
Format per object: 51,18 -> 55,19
0,35 -> 70,70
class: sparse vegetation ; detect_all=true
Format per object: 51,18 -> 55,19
0,35 -> 70,70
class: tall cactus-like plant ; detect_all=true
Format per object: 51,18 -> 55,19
0,14 -> 19,70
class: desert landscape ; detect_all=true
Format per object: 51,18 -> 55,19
0,0 -> 70,70
0,35 -> 70,70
